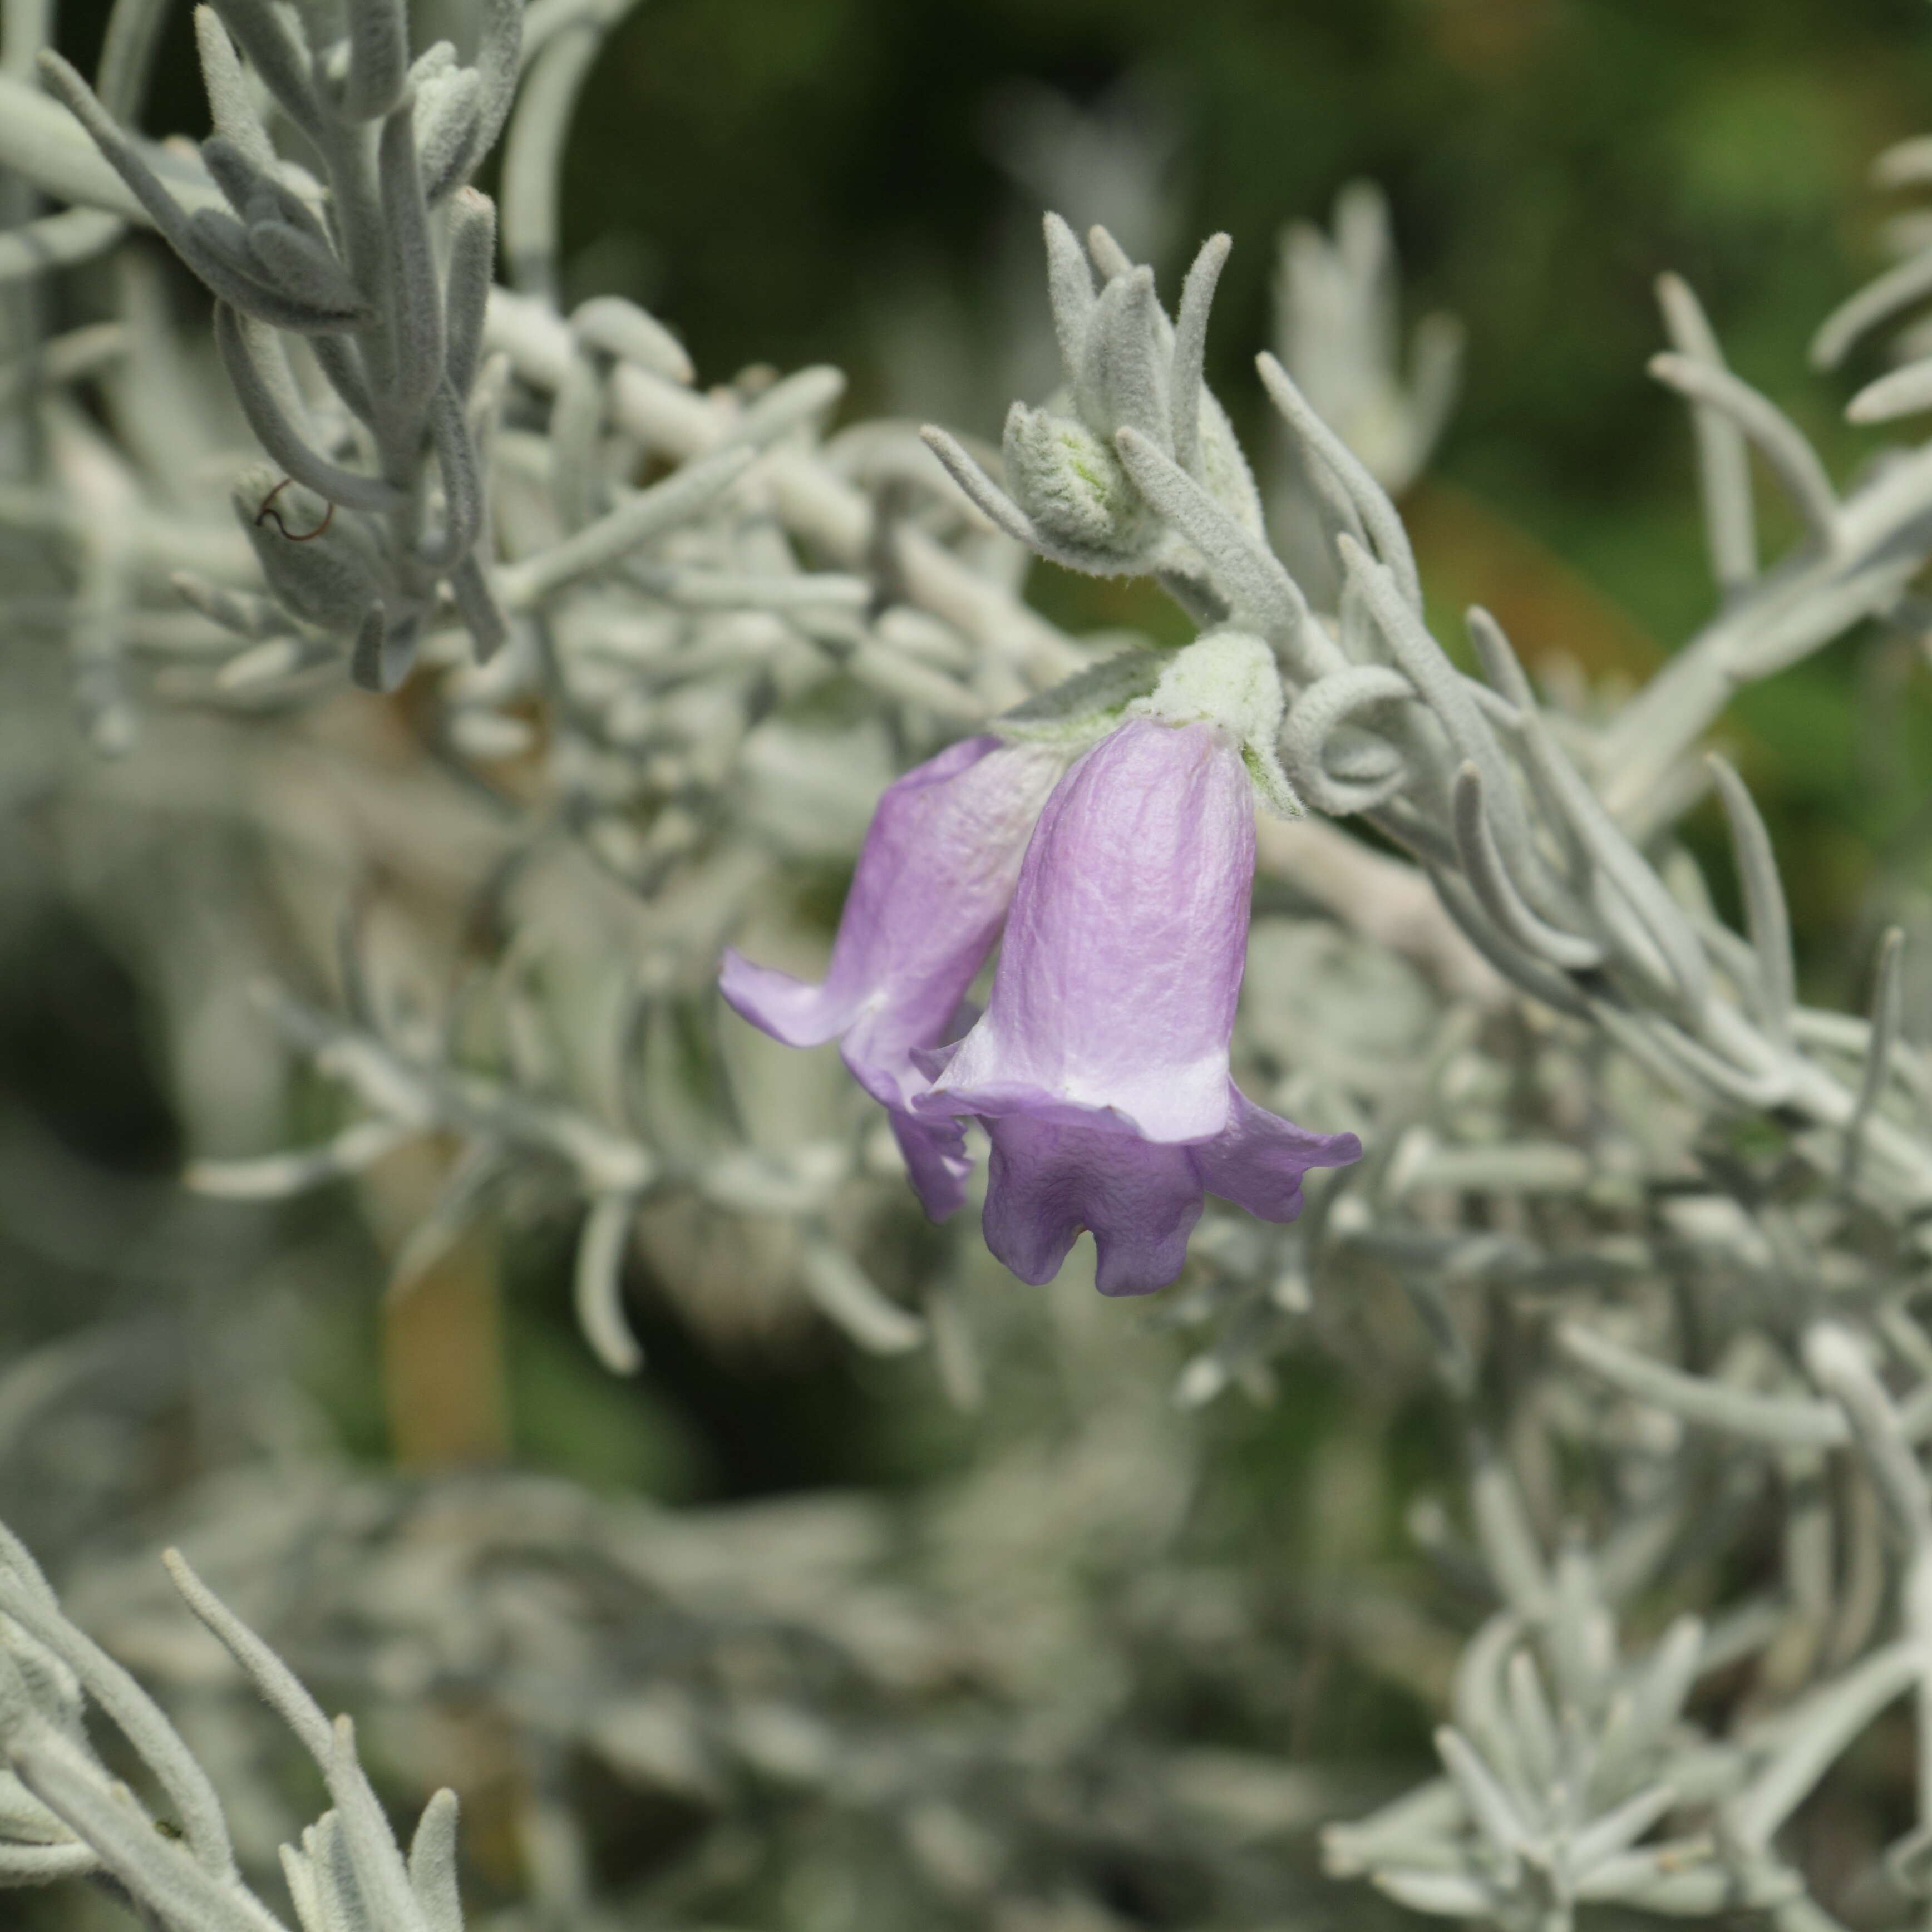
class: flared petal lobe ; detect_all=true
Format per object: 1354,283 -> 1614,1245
980,1115 -> 1206,1295
719,735 -> 1064,1219
982,1095 -> 1360,1296
918,716 -> 1254,1142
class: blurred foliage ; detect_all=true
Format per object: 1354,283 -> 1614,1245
551,0 -> 1932,990
46,0 -> 1932,954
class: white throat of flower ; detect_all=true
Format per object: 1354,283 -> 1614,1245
1129,629 -> 1301,817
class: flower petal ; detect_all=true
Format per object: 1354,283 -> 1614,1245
1196,1083 -> 1363,1222
980,1083 -> 1361,1293
982,1113 -> 1205,1295
722,735 -> 1066,1113
718,950 -> 861,1049
921,717 -> 1253,1142
889,1108 -> 973,1221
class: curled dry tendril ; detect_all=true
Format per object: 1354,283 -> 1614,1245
253,476 -> 336,543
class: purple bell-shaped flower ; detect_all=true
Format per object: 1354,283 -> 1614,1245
913,705 -> 1361,1294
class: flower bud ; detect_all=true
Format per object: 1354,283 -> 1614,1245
1001,403 -> 1160,571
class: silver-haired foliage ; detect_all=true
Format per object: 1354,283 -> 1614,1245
9,0 -> 1932,1927
0,1519 -> 466,1932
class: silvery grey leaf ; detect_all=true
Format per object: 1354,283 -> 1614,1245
193,6 -> 279,173
9,1729 -> 271,1932
423,382 -> 484,569
1802,1322 -> 1930,1539
1076,264 -> 1170,447
350,603 -> 395,691
1649,353 -> 1837,549
1425,865 -> 1593,1016
570,293 -> 693,384
205,0 -> 324,137
1657,274 -> 1758,591
1592,1616 -> 1705,1802
443,191 -> 497,405
1113,425 -> 1328,668
1729,1641 -> 1919,1849
449,553 -> 511,662
1170,231 -> 1229,476
380,102 -> 445,418
1566,1783 -> 1675,1875
1372,1867 -> 1498,1916
216,308 -> 405,514
996,647 -> 1165,737
1042,210 -> 1096,385
1708,755 -> 1794,1043
1840,928 -> 1906,1194
0,207 -> 126,287
1435,1728 -> 1527,1876
1848,356 -> 1932,423
38,55 -> 342,332
1260,349 -> 1422,612
500,7 -> 605,298
185,1120 -> 417,1199
233,471 -> 391,632
726,363 -> 845,449
245,220 -> 367,320
574,1191 -> 644,1374
343,0 -> 409,119
1451,762 -> 1604,972
497,442 -> 756,607
1467,1449 -> 1550,1619
407,1791 -> 462,1932
1511,701 -> 1713,1018
799,1236 -> 925,1355
999,403 -> 1163,573
0,1575 -> 236,1880
1813,245 -> 1932,370
448,0 -> 526,194
322,1716 -> 434,1932
0,1841 -> 97,1882
1279,664 -> 1413,814
96,0 -> 175,121
921,425 -> 1047,548
310,331 -> 377,425
159,1551 -> 333,1764
415,65 -> 485,200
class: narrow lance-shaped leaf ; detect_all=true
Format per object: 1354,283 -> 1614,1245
1259,348 -> 1422,610
1170,231 -> 1230,476
381,101 -> 446,420
344,0 -> 410,120
574,1191 -> 644,1374
215,307 -> 406,512
1649,352 -> 1837,549
1842,927 -> 1906,1195
1708,755 -> 1794,1043
1657,274 -> 1758,593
